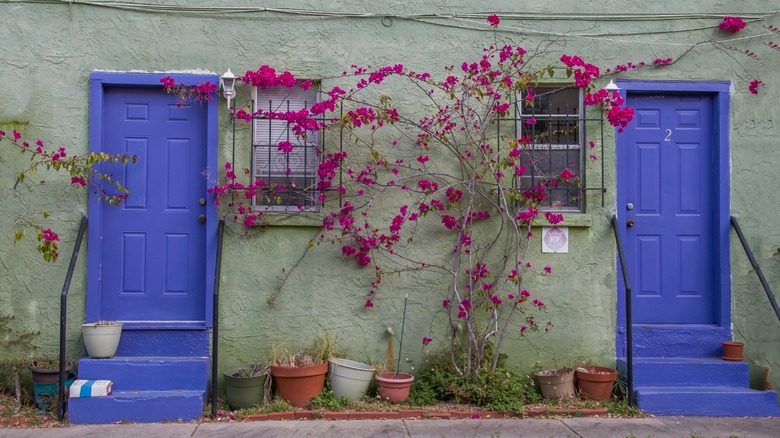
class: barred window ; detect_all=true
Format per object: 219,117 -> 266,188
252,85 -> 321,211
517,87 -> 584,211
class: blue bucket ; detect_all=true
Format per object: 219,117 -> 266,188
32,372 -> 76,411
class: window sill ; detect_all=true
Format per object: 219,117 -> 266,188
531,213 -> 592,228
260,212 -> 322,227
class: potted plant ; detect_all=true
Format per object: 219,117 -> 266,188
575,365 -> 618,401
269,340 -> 332,408
223,364 -> 269,409
328,358 -> 375,402
28,358 -> 76,410
535,367 -> 576,400
82,321 -> 122,359
375,294 -> 414,403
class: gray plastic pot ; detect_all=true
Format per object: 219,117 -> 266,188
328,358 -> 376,401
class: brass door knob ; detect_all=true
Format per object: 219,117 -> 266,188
198,214 -> 206,223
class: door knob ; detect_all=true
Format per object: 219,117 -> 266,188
198,214 -> 206,223
199,198 -> 206,206
626,219 -> 636,228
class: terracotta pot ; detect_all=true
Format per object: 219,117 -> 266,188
535,367 -> 576,400
575,366 -> 617,401
375,372 -> 414,402
270,362 -> 327,408
722,341 -> 744,361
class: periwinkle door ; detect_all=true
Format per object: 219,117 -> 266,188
618,93 -> 717,324
98,86 -> 207,323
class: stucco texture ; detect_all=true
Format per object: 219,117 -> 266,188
1,1 -> 778,390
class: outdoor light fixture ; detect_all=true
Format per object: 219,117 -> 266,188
220,68 -> 236,109
603,79 -> 620,92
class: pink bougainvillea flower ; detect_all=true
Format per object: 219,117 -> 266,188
41,229 -> 59,242
487,14 -> 500,27
364,299 -> 374,308
277,141 -> 293,153
70,176 -> 87,187
749,79 -> 765,95
719,16 -> 746,33
525,118 -> 537,125
544,266 -> 552,273
422,337 -> 432,346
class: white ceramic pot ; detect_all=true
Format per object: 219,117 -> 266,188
82,322 -> 123,358
328,358 -> 375,401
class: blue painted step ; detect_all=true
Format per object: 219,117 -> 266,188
618,356 -> 780,417
68,356 -> 209,424
68,390 -> 205,424
77,357 -> 209,391
114,329 -> 210,357
617,357 -> 749,387
636,386 -> 780,417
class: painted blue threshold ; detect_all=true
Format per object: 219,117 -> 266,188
68,390 -> 205,424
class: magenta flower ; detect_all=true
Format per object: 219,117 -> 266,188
719,16 -> 746,33
71,176 -> 87,187
487,14 -> 500,27
277,141 -> 293,153
41,229 -> 59,242
749,79 -> 765,95
364,299 -> 374,308
422,337 -> 432,346
544,266 -> 552,274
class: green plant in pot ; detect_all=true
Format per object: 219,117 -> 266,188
223,364 -> 269,410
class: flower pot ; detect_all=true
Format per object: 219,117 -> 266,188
328,358 -> 375,402
722,341 -> 744,361
375,372 -> 414,403
575,366 -> 617,401
223,368 -> 267,410
535,367 -> 575,400
82,322 -> 123,358
31,371 -> 76,411
270,362 -> 328,408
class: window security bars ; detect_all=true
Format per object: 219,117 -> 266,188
252,86 -> 323,211
509,86 -> 605,212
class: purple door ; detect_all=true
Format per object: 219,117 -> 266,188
618,93 -> 716,324
97,86 -> 207,323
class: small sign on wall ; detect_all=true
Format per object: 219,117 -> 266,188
542,227 -> 569,253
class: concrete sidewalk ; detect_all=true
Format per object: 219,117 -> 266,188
0,417 -> 778,438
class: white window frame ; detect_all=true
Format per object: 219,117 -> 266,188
516,86 -> 584,212
252,85 -> 321,212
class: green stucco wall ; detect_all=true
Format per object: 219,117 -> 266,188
1,1 -> 779,389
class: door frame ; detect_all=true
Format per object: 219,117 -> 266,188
615,80 -> 732,356
86,71 -> 219,328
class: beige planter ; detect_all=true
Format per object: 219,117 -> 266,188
82,322 -> 123,358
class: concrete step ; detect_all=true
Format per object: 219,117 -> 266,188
635,386 -> 780,417
68,390 -> 205,424
617,357 -> 750,387
77,357 -> 209,391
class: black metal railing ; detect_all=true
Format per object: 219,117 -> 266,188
730,216 -> 780,323
611,214 -> 634,406
58,215 -> 88,421
211,219 -> 225,418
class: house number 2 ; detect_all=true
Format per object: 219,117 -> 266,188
664,129 -> 672,142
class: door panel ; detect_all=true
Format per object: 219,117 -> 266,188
99,87 -> 207,323
619,94 -> 716,324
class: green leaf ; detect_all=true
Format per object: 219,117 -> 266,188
547,66 -> 555,77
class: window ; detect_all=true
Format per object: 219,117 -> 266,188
252,85 -> 321,211
517,87 -> 583,211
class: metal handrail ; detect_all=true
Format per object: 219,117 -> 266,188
58,215 -> 88,421
611,214 -> 634,406
730,216 -> 780,323
211,219 -> 225,418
